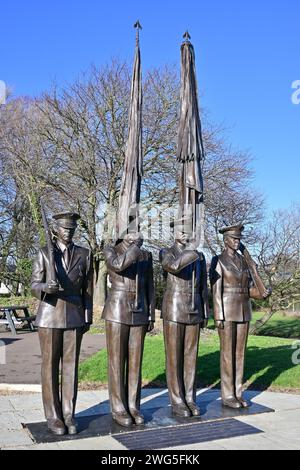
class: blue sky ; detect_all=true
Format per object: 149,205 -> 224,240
1,0 -> 299,213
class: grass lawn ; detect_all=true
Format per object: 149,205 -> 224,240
250,312 -> 300,339
79,332 -> 300,392
206,311 -> 300,339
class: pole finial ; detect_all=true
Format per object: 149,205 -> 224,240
134,20 -> 142,45
183,30 -> 191,42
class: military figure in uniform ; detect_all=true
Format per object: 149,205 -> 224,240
210,224 -> 269,409
160,219 -> 209,417
102,232 -> 155,427
31,212 -> 93,435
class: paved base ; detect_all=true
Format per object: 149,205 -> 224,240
24,391 -> 273,444
1,388 -> 300,449
115,419 -> 263,450
0,331 -> 105,384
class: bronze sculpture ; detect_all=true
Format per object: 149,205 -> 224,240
160,33 -> 209,418
102,23 -> 155,428
102,233 -> 155,426
31,212 -> 93,435
210,224 -> 270,409
160,219 -> 209,417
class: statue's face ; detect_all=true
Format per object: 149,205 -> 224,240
224,235 -> 240,252
57,226 -> 76,245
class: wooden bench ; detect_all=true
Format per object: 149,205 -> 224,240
0,305 -> 36,336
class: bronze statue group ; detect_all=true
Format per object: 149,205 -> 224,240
31,26 -> 270,436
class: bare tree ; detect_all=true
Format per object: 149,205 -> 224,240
0,98 -> 66,293
249,204 -> 300,333
0,60 -> 264,306
33,62 -> 180,304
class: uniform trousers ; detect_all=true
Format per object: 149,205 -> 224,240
105,320 -> 147,414
38,327 -> 83,423
163,320 -> 200,406
218,321 -> 249,400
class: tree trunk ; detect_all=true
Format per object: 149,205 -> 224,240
93,258 -> 107,320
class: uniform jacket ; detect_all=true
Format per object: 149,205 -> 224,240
101,242 -> 155,326
210,250 -> 253,322
160,243 -> 209,324
31,243 -> 93,329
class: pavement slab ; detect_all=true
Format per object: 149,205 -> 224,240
0,388 -> 299,450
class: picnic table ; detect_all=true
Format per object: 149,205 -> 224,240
0,305 -> 36,335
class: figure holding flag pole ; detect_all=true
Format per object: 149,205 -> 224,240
101,22 -> 155,428
160,32 -> 209,418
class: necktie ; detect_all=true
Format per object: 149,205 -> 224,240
64,246 -> 70,269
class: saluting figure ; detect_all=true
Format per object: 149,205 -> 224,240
160,218 -> 209,417
101,22 -> 155,428
102,232 -> 155,427
31,212 -> 93,435
159,32 -> 209,418
210,224 -> 269,409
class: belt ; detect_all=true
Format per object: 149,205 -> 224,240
110,286 -> 136,293
223,287 -> 248,294
166,288 -> 198,294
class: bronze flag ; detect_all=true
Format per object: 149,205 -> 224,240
177,31 -> 204,236
117,21 -> 143,239
176,32 -> 205,310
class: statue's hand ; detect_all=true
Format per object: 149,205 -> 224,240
135,234 -> 144,248
147,321 -> 155,333
124,232 -> 143,247
124,233 -> 135,244
263,287 -> 272,298
215,320 -> 224,329
44,282 -> 59,294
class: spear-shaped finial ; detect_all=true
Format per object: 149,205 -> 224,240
134,20 -> 142,45
183,30 -> 191,42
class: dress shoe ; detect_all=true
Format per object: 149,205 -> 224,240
129,409 -> 145,425
64,417 -> 78,435
187,402 -> 201,416
47,419 -> 66,436
112,411 -> 133,427
222,397 -> 242,409
237,397 -> 250,408
172,403 -> 192,417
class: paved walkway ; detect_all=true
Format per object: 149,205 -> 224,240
0,331 -> 105,384
0,388 -> 299,450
